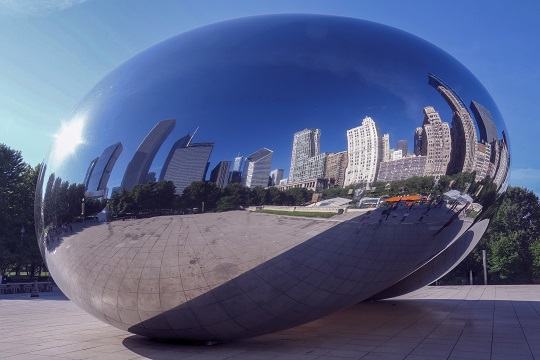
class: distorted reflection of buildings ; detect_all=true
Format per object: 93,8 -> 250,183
269,168 -> 284,186
121,119 -> 175,191
209,161 -> 231,189
419,106 -> 452,177
397,140 -> 409,157
344,116 -> 383,187
159,133 -> 214,195
232,155 -> 244,172
242,148 -> 273,189
377,156 -> 427,182
429,73 -> 478,175
289,129 -> 326,183
382,134 -> 390,162
324,151 -> 348,187
104,75 -> 509,197
84,142 -> 123,198
146,172 -> 156,183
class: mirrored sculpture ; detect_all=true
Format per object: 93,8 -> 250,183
35,14 -> 510,341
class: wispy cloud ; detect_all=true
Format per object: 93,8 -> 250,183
0,0 -> 87,17
509,168 -> 540,193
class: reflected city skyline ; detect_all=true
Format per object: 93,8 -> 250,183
77,72 -> 509,200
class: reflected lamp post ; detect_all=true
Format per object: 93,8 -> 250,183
81,197 -> 85,226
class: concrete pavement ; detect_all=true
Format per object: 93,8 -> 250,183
1,285 -> 540,359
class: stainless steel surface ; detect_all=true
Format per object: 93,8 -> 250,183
34,14 -> 510,340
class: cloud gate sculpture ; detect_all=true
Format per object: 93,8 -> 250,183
35,14 -> 510,341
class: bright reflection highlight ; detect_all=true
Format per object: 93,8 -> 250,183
52,118 -> 84,163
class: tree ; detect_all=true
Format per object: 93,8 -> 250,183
0,144 -> 42,276
181,181 -> 222,210
284,187 -> 312,205
223,183 -> 250,207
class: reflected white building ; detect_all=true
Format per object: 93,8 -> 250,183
242,148 -> 273,189
420,107 -> 452,177
344,116 -> 382,187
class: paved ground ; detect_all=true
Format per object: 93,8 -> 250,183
1,285 -> 540,359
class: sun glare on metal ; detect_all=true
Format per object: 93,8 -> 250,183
52,118 -> 84,162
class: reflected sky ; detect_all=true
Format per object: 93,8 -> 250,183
48,14 -> 507,191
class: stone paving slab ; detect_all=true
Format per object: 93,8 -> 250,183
1,285 -> 539,359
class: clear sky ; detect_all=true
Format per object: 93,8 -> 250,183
1,0 -> 539,192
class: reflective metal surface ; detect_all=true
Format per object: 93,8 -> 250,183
35,14 -> 510,341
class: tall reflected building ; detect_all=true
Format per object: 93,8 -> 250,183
420,106 -> 452,177
289,129 -> 322,183
344,116 -> 382,187
159,133 -> 214,195
382,134 -> 390,162
83,157 -> 99,190
493,131 -> 510,192
470,101 -> 498,144
397,140 -> 409,157
242,148 -> 273,189
429,73 -> 478,175
324,151 -> 348,187
121,119 -> 175,191
210,161 -> 231,189
414,127 -> 423,155
269,169 -> 284,186
475,142 -> 491,182
232,155 -> 244,172
85,142 -> 123,198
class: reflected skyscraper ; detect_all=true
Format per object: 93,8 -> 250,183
210,161 -> 231,188
85,142 -> 123,198
470,101 -> 498,144
121,119 -> 175,191
493,131 -> 510,192
289,129 -> 322,183
269,169 -> 284,186
242,148 -> 273,189
159,133 -> 214,195
414,127 -> 423,156
420,106 -> 451,177
397,140 -> 409,157
344,116 -> 382,187
83,157 -> 99,190
382,134 -> 390,162
429,73 -> 478,175
232,155 -> 244,172
324,151 -> 348,187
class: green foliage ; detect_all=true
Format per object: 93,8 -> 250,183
110,180 -> 176,215
320,185 -> 353,200
0,144 -> 42,275
181,181 -> 222,210
216,196 -> 238,212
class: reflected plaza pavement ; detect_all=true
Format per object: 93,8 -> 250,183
1,285 -> 540,359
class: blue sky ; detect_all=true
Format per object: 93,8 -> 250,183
1,1 -> 539,192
